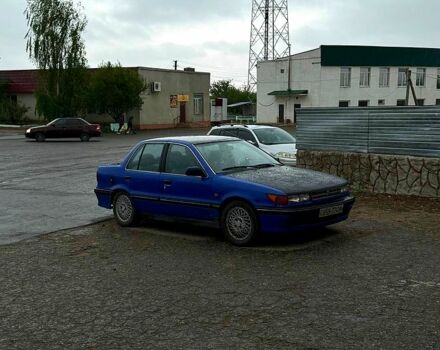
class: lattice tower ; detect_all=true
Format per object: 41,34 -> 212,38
248,0 -> 290,91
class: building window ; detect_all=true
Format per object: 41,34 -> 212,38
436,99 -> 440,105
338,100 -> 349,107
359,67 -> 371,87
416,68 -> 426,87
193,94 -> 203,115
396,99 -> 406,106
340,67 -> 351,87
437,68 -> 440,89
358,100 -> 369,107
379,67 -> 390,87
280,69 -> 285,73
416,99 -> 425,106
378,99 -> 385,106
398,68 -> 407,87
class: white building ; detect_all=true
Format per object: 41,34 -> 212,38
257,45 -> 440,124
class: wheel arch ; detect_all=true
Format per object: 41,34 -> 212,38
219,196 -> 258,216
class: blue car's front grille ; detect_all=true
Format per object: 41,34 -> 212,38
310,188 -> 342,200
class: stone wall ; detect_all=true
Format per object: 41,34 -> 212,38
297,150 -> 440,197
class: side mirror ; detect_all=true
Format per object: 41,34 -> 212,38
185,166 -> 206,177
246,140 -> 257,147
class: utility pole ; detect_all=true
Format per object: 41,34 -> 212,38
174,60 -> 177,71
405,69 -> 418,106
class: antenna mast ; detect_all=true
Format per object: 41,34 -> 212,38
248,0 -> 290,91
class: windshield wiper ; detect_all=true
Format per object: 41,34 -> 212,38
221,164 -> 276,172
221,165 -> 255,172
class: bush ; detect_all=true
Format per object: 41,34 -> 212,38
0,99 -> 29,125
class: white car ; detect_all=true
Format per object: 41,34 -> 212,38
207,124 -> 296,166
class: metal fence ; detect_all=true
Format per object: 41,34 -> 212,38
296,106 -> 440,157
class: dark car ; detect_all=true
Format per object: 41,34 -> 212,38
94,136 -> 355,246
25,118 -> 101,142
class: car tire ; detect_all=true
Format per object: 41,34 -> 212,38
35,133 -> 45,142
113,192 -> 137,227
80,133 -> 90,142
221,200 -> 259,246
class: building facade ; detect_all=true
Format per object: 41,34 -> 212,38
257,45 -> 440,124
0,67 -> 210,129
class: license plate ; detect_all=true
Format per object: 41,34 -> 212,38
319,204 -> 344,218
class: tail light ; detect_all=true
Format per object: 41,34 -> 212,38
96,125 -> 101,131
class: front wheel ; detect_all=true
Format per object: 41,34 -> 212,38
35,133 -> 45,142
220,201 -> 259,246
113,192 -> 137,226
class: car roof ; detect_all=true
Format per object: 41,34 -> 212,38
146,135 -> 239,145
212,124 -> 276,130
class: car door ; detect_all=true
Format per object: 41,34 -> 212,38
64,118 -> 82,137
160,143 -> 217,221
124,143 -> 166,215
46,119 -> 67,138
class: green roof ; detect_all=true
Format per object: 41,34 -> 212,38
268,89 -> 308,96
321,45 -> 440,67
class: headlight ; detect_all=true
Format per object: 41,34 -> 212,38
340,186 -> 349,193
288,193 -> 310,202
26,128 -> 31,133
275,152 -> 296,159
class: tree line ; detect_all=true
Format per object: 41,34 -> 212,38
1,0 -> 256,124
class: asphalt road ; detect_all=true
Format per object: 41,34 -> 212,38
0,129 -> 208,244
0,200 -> 439,349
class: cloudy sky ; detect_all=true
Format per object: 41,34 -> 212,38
1,0 -> 439,86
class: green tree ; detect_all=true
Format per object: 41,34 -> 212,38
210,80 -> 256,105
25,0 -> 88,120
87,62 -> 147,121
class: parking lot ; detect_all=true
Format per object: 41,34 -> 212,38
1,128 -> 439,349
0,128 -> 209,244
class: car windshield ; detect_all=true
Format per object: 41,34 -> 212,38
47,119 -> 60,126
253,128 -> 296,145
196,140 -> 279,173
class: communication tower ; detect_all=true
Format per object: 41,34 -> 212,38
248,0 -> 290,91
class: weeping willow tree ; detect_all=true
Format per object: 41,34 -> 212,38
25,0 -> 88,120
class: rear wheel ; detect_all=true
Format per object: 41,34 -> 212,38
221,200 -> 259,246
80,133 -> 90,142
35,133 -> 45,142
113,192 -> 137,226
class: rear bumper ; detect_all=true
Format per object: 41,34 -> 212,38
95,188 -> 112,208
257,195 -> 355,234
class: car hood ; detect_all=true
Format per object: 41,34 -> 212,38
226,165 -> 347,194
259,143 -> 296,155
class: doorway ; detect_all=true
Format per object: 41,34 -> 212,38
278,104 -> 285,123
294,103 -> 301,124
179,102 -> 187,123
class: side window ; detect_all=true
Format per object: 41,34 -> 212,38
237,129 -> 257,143
209,128 -> 221,136
126,144 -> 145,170
165,144 -> 199,175
54,119 -> 67,127
138,143 -> 164,172
220,128 -> 238,137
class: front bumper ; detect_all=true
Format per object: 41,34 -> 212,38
257,195 -> 355,234
278,157 -> 296,167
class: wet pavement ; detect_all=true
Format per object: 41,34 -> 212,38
0,129 -> 209,244
0,194 -> 439,349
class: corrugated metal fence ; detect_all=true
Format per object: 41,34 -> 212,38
296,106 -> 440,157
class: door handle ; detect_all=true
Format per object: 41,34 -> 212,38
124,176 -> 131,181
163,180 -> 172,188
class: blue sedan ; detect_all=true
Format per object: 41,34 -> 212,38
94,136 -> 355,246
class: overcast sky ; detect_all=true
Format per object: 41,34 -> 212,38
1,0 -> 440,86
